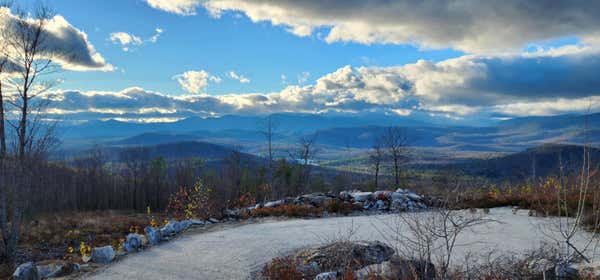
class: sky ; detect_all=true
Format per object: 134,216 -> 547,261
3,0 -> 600,124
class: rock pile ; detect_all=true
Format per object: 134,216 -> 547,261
240,188 -> 428,217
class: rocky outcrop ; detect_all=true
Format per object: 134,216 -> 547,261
252,188 -> 428,216
296,240 -> 395,273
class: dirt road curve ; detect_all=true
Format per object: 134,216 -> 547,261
81,208 -> 596,280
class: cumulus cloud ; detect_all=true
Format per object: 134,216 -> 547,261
109,28 -> 164,52
145,0 -> 600,53
0,7 -> 112,71
174,70 -> 222,94
35,47 -> 600,122
227,71 -> 250,83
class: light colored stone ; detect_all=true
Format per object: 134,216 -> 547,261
13,262 -> 40,280
91,246 -> 116,264
314,271 -> 337,280
36,260 -> 79,278
124,233 -> 144,253
209,218 -> 220,224
264,200 -> 284,208
351,192 -> 372,202
144,226 -> 162,246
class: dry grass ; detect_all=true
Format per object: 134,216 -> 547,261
0,210 -> 167,278
251,204 -> 324,218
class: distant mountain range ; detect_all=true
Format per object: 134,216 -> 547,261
56,112 -> 600,156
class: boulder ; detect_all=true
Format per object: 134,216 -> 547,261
12,262 -> 40,280
308,195 -> 333,206
555,262 -> 579,279
372,191 -> 392,200
209,218 -> 221,224
161,220 -> 177,237
91,246 -> 116,264
124,233 -> 144,252
374,200 -> 387,210
296,241 -> 394,272
396,188 -> 407,193
390,192 -> 408,201
36,260 -> 79,278
174,220 -> 192,233
314,271 -> 338,280
351,192 -> 373,202
338,191 -> 353,201
144,226 -> 162,246
264,200 -> 284,208
224,209 -> 240,218
190,219 -> 205,226
407,193 -> 422,201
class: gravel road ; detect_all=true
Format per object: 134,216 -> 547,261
81,208 -> 597,280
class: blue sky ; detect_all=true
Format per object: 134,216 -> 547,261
48,0 -> 463,95
4,1 -> 600,123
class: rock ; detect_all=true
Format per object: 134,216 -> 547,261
190,219 -> 205,226
390,192 -> 408,201
355,255 -> 436,280
555,262 -> 579,279
396,188 -> 407,193
161,220 -> 177,237
36,260 -> 79,278
308,195 -> 333,206
374,200 -> 387,210
338,191 -> 353,201
124,233 -> 144,252
264,200 -> 284,208
209,218 -> 220,224
174,220 -> 192,233
91,246 -> 116,264
13,262 -> 40,280
407,193 -> 422,201
224,209 -> 240,218
351,192 -> 373,202
144,226 -> 162,246
314,271 -> 338,280
296,241 -> 394,272
372,191 -> 392,200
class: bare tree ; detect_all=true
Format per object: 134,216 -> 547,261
369,137 -> 384,189
262,115 -> 278,199
120,146 -> 150,210
290,135 -> 318,194
0,3 -> 60,265
382,126 -> 409,187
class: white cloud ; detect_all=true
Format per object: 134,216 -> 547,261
109,28 -> 164,52
226,71 -> 250,83
297,72 -> 310,84
33,46 -> 600,122
145,0 -> 202,16
0,7 -> 112,71
174,70 -> 222,94
145,0 -> 600,53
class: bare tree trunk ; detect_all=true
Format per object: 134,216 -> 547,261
0,78 -> 5,158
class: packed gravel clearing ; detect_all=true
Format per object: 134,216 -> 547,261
80,207 -> 598,280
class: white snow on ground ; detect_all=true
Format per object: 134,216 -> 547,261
81,207 -> 599,280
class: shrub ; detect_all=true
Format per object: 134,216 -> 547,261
167,180 -> 220,220
262,256 -> 303,280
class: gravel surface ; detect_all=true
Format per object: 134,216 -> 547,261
81,208 -> 598,280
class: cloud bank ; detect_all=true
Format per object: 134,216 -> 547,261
145,0 -> 600,53
41,47 -> 600,122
